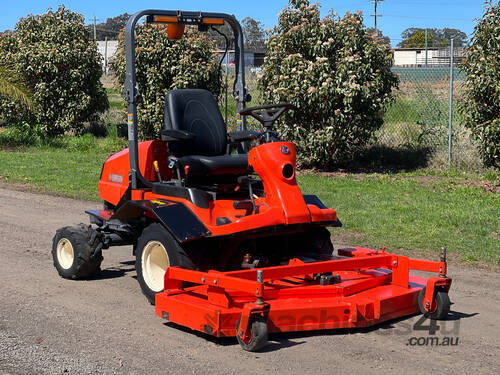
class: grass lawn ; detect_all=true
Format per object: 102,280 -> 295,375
299,173 -> 499,265
105,87 -> 125,110
0,141 -> 498,266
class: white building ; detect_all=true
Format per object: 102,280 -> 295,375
393,47 -> 464,67
97,40 -> 118,73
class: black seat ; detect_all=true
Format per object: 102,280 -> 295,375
163,89 -> 249,176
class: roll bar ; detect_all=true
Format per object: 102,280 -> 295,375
124,10 -> 249,189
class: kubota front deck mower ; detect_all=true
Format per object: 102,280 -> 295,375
52,9 -> 452,351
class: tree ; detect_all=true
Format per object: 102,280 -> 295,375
241,17 -> 266,51
0,67 -> 33,109
401,30 -> 432,48
398,27 -> 467,48
439,28 -> 467,47
0,6 -> 108,136
459,1 -> 500,169
92,13 -> 130,40
110,25 -> 221,139
259,0 -> 398,168
366,27 -> 391,46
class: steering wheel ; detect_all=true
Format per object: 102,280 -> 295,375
238,103 -> 294,130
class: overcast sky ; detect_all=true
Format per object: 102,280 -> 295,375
2,0 -> 487,46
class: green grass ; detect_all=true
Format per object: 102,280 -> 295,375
106,87 -> 125,110
299,173 -> 499,265
383,97 -> 420,124
0,134 -> 126,201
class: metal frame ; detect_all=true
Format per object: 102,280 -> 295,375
123,10 -> 249,189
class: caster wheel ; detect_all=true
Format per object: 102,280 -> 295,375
235,314 -> 268,352
418,286 -> 451,320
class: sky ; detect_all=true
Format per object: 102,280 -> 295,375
2,0 -> 487,46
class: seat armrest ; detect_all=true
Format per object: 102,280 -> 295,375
161,129 -> 195,142
228,130 -> 259,143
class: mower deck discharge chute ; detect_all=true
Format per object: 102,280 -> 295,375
52,9 -> 452,352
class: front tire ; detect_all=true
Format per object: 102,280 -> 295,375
307,227 -> 334,255
52,224 -> 103,279
135,223 -> 195,304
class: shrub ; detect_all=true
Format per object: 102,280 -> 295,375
110,24 -> 221,139
258,0 -> 398,168
0,6 -> 108,136
459,1 -> 500,169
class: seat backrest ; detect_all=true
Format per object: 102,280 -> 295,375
164,89 -> 226,156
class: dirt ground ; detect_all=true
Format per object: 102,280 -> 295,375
0,187 -> 498,374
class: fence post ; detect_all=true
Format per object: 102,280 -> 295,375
225,51 -> 229,124
448,38 -> 454,166
104,37 -> 108,76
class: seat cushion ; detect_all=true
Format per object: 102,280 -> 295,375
179,154 -> 249,176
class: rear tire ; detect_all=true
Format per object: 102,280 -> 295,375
135,223 -> 195,305
52,224 -> 103,279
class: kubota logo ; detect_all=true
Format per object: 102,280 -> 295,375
280,146 -> 290,155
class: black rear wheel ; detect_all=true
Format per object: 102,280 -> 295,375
52,224 -> 103,279
135,223 -> 195,304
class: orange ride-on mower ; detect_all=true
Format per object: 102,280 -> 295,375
52,9 -> 452,352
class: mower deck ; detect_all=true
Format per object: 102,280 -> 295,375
155,247 -> 451,348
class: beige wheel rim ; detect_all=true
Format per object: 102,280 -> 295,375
141,241 -> 170,292
56,238 -> 74,270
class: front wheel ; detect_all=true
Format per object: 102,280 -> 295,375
135,223 -> 195,304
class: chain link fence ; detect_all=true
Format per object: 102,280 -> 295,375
375,58 -> 480,168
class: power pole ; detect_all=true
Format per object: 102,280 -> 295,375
93,15 -> 97,41
371,0 -> 384,35
425,29 -> 428,67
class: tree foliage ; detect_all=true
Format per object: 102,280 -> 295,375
91,13 -> 130,41
398,28 -> 467,48
400,30 -> 432,48
110,25 -> 221,139
0,66 -> 34,110
366,28 -> 391,46
258,0 -> 398,168
242,17 -> 266,51
0,6 -> 108,136
459,1 -> 500,169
